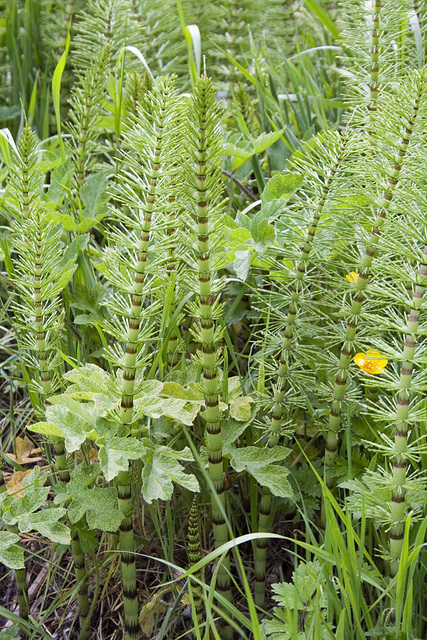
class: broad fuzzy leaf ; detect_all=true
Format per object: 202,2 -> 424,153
140,439 -> 198,503
68,487 -> 123,531
18,508 -> 70,545
98,437 -> 145,481
227,445 -> 294,498
135,396 -> 201,426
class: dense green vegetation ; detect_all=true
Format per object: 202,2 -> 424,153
0,1 -> 426,639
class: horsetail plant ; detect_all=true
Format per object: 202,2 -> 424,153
7,126 -> 76,479
66,44 -> 110,208
254,130 -> 350,608
323,70 -> 426,504
340,0 -> 419,109
5,126 -> 82,628
183,74 -> 232,616
101,76 -> 184,640
337,84 -> 427,626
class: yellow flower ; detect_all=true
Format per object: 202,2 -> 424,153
346,271 -> 359,284
346,272 -> 372,284
354,350 -> 388,375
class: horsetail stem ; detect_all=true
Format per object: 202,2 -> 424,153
9,126 -> 91,633
165,175 -> 182,369
189,75 -> 232,621
117,78 -> 176,640
187,495 -> 204,634
389,246 -> 427,577
32,213 -> 69,483
255,133 -> 347,608
116,469 -> 139,640
324,77 -> 423,495
71,527 -> 90,636
120,81 -> 169,425
369,0 -> 382,112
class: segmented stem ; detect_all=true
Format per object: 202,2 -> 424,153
389,246 -> 427,576
117,80 -> 174,640
71,528 -> 90,637
255,134 -> 346,607
165,176 -> 182,369
324,81 -> 423,495
116,469 -> 139,640
369,1 -> 382,112
187,495 -> 204,633
190,76 -> 232,623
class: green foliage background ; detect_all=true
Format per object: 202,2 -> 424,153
0,1 -> 426,639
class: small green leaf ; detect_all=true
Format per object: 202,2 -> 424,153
272,560 -> 326,611
98,437 -> 145,481
136,396 -> 200,426
227,445 -> 294,498
0,626 -> 20,639
140,440 -> 198,503
0,531 -> 25,570
161,382 -> 204,402
77,529 -> 99,554
41,398 -> 98,452
221,418 -> 250,448
261,171 -> 304,205
18,508 -> 70,544
229,395 -> 254,421
233,249 -> 251,281
28,421 -> 66,439
80,173 -> 109,219
252,129 -> 286,155
249,465 -> 294,499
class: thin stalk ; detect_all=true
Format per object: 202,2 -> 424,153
117,80 -> 173,640
389,246 -> 427,577
165,170 -> 182,369
323,79 -> 423,507
255,132 -> 347,608
187,495 -> 204,634
369,1 -> 382,113
190,76 -> 232,628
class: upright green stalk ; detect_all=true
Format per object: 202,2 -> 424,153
186,75 -> 232,617
255,132 -> 347,607
164,161 -> 184,370
369,1 -> 382,113
8,126 -> 89,634
67,44 -> 110,211
113,77 -> 179,640
389,246 -> 427,576
324,76 -> 423,498
187,495 -> 204,634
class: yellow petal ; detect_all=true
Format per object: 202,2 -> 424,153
346,271 -> 359,283
353,352 -> 366,367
